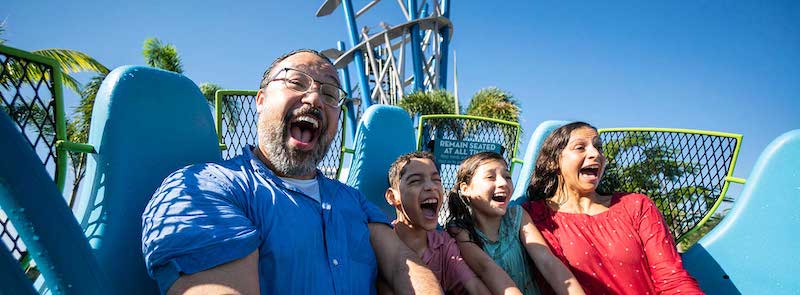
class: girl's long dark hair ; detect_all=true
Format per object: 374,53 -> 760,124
445,151 -> 507,249
527,122 -> 599,201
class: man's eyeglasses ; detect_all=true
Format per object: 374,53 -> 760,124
265,68 -> 347,108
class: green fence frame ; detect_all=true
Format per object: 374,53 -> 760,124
597,127 -> 745,243
0,45 -> 97,192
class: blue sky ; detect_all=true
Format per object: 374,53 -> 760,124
5,0 -> 799,197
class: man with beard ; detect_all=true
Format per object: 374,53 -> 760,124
141,50 -> 441,294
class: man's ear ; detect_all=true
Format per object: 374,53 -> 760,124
385,188 -> 400,206
255,88 -> 266,112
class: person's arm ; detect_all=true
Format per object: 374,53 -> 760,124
519,211 -> 584,295
167,250 -> 259,295
369,223 -> 442,295
449,228 -> 522,295
634,194 -> 703,294
142,164 -> 261,294
376,275 -> 395,295
462,276 -> 492,295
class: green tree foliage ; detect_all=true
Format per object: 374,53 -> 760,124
199,82 -> 223,103
142,38 -> 183,73
678,210 -> 728,252
199,82 -> 239,133
465,87 -> 520,123
398,89 -> 457,116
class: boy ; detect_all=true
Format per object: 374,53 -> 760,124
384,152 -> 490,294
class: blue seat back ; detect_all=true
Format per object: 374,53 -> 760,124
510,120 -> 569,204
72,66 -> 221,294
346,105 -> 416,218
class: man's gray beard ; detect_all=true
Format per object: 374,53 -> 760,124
258,117 -> 332,178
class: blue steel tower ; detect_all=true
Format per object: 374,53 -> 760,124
315,0 -> 453,136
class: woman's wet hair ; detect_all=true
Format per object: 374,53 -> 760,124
445,151 -> 508,248
527,122 -> 600,201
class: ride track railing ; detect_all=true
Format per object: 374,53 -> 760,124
214,89 -> 350,180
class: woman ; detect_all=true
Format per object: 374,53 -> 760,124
522,122 -> 703,294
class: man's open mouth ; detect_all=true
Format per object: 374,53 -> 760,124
288,112 -> 322,149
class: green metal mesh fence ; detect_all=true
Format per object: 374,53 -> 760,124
597,129 -> 741,242
1,46 -> 59,270
417,115 -> 520,224
216,91 -> 346,179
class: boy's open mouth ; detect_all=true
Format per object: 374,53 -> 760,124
419,198 -> 439,219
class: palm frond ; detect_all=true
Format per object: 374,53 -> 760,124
0,19 -> 6,45
61,72 -> 83,96
32,48 -> 109,75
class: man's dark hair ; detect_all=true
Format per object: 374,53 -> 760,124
259,49 -> 335,89
387,151 -> 437,188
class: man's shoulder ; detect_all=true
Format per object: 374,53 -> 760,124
171,155 -> 252,176
161,154 -> 254,188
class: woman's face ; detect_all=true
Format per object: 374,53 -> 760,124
558,127 -> 606,195
460,159 -> 513,219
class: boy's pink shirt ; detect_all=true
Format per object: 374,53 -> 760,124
422,230 -> 478,294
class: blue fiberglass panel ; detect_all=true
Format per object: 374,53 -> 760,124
71,66 -> 221,294
510,120 -> 569,205
682,129 -> 800,294
346,105 -> 416,218
0,109 -> 107,294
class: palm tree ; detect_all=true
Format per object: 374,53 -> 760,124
463,87 -> 521,147
142,38 -> 183,73
465,87 -> 520,123
398,89 -> 457,116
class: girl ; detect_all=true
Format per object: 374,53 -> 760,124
523,122 -> 702,294
447,152 -> 584,295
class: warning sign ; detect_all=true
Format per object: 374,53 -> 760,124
433,138 -> 503,165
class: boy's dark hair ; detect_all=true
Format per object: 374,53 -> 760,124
527,121 -> 600,201
445,151 -> 508,249
387,151 -> 437,188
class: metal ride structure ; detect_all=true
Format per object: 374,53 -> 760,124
315,0 -> 453,135
212,0 -> 454,180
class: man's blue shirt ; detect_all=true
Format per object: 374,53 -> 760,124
141,147 -> 390,294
